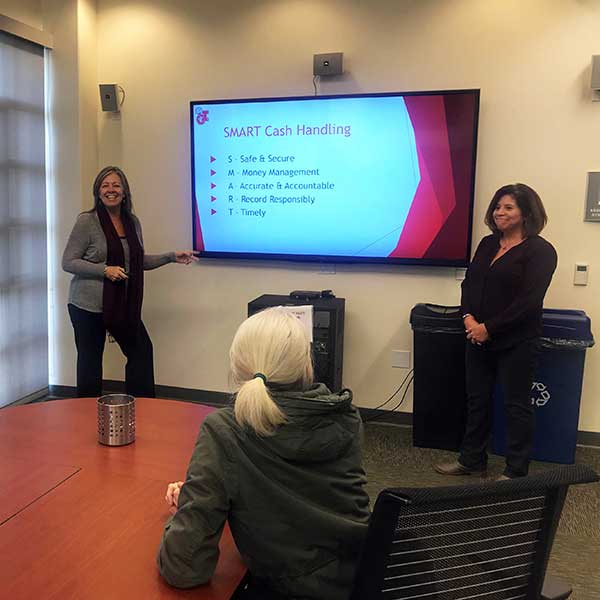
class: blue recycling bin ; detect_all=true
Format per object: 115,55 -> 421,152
492,309 -> 594,464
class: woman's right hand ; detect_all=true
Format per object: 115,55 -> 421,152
463,315 -> 478,331
104,265 -> 128,281
464,315 -> 488,345
468,322 -> 489,344
464,315 -> 482,345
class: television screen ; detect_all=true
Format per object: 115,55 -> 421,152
190,89 -> 479,266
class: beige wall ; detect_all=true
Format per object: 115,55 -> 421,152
23,0 -> 600,431
38,0 -> 97,386
2,0 -> 43,29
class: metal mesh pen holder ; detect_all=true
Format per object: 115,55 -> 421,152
97,394 -> 136,446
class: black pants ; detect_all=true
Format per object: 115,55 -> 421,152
459,339 -> 538,478
68,304 -> 156,398
230,572 -> 286,600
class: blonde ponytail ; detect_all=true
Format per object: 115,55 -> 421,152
230,307 -> 314,436
234,377 -> 287,437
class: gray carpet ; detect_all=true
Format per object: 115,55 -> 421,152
362,422 -> 600,600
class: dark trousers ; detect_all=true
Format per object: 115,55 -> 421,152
459,339 -> 538,478
68,304 -> 156,398
230,572 -> 286,600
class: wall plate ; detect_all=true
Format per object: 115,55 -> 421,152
391,350 -> 411,369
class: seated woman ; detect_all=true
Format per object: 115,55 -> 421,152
157,307 -> 370,600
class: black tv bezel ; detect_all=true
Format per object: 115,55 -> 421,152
190,88 -> 479,268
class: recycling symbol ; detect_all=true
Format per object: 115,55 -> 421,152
531,381 -> 550,407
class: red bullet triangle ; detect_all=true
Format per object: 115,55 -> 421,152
210,169 -> 216,176
211,182 -> 216,189
211,195 -> 217,202
211,208 -> 217,215
210,156 -> 216,163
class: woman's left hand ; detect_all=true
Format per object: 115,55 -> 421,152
466,322 -> 489,344
165,481 -> 184,514
174,251 -> 200,265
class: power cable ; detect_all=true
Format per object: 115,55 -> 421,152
364,374 -> 414,423
312,75 -> 320,96
362,369 -> 414,423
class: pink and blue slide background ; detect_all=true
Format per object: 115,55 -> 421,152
192,93 -> 477,261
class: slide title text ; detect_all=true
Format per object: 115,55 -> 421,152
224,123 -> 352,138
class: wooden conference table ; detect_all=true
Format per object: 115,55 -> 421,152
0,398 -> 246,600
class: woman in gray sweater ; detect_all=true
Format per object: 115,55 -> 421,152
62,166 -> 197,397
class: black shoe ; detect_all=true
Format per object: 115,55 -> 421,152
434,460 -> 487,477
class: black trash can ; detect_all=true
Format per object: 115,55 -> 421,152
492,309 -> 594,464
410,303 -> 467,450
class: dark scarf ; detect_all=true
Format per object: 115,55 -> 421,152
97,203 -> 144,342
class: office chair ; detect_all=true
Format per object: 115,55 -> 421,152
350,464 -> 598,600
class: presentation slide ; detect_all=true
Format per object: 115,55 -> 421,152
191,91 -> 478,264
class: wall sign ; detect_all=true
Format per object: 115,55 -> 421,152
585,172 -> 600,222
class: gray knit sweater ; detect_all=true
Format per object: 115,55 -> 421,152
62,211 -> 176,313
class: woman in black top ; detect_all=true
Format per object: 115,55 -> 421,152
436,183 -> 557,479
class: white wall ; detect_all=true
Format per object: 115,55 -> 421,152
21,0 -> 600,432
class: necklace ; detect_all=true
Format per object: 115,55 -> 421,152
499,238 -> 524,251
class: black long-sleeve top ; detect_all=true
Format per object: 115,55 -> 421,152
461,234 -> 557,350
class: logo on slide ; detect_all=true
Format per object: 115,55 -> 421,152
531,381 -> 550,407
195,108 -> 209,125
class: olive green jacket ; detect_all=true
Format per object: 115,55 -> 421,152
157,384 -> 370,599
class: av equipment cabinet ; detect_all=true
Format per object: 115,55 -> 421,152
248,294 -> 345,392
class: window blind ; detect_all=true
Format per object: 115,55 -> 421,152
0,31 -> 48,407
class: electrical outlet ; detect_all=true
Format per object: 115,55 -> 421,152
455,268 -> 466,281
319,263 -> 336,274
391,350 -> 411,369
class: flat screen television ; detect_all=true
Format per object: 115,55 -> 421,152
190,89 -> 479,266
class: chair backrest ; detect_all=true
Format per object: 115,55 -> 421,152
350,465 -> 598,600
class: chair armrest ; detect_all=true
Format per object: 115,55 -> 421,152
541,575 -> 572,600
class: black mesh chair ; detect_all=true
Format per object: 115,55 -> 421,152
350,465 -> 598,600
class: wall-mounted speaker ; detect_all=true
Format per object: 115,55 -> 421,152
99,84 -> 120,112
313,52 -> 343,77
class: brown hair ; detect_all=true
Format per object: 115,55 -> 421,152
484,183 -> 547,237
90,166 -> 133,214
